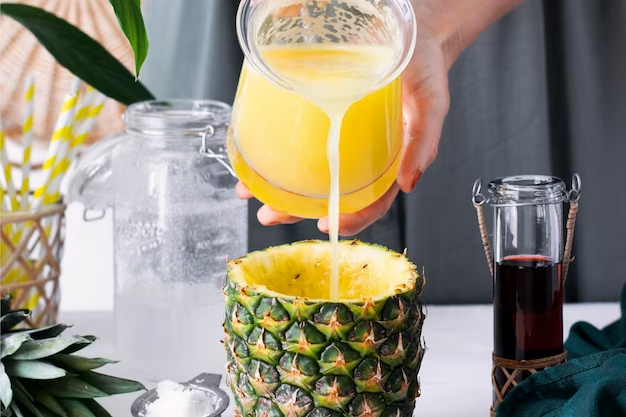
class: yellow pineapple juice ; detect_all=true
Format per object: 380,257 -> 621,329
227,44 -> 403,220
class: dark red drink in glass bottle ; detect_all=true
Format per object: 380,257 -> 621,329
472,174 -> 581,415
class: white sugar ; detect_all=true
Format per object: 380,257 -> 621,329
142,380 -> 215,417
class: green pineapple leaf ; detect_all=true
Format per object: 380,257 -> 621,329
80,399 -> 111,417
0,297 -> 12,316
108,0 -> 149,78
9,324 -> 72,341
79,372 -> 146,396
1,334 -> 32,359
49,356 -> 117,373
11,337 -> 93,361
59,337 -> 96,355
58,399 -> 97,417
0,362 -> 12,410
10,402 -> 24,417
4,360 -> 67,380
12,382 -> 44,417
0,3 -> 155,105
11,380 -> 32,404
33,378 -> 108,399
3,324 -> 70,341
0,310 -> 29,334
29,386 -> 68,417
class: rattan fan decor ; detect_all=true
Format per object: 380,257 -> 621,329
0,0 -> 139,147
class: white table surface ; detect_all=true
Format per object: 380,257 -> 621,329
59,302 -> 620,417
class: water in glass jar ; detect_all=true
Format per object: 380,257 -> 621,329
112,188 -> 247,383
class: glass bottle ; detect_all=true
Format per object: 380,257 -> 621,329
488,175 -> 567,363
66,99 -> 247,383
474,174 -> 581,411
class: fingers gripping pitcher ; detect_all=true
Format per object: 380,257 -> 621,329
228,0 -> 417,219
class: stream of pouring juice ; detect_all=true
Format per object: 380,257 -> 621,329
230,44 -> 399,299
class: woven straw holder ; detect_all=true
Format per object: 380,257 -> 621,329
489,351 -> 568,416
1,203 -> 67,328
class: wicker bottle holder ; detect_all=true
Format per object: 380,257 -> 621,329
472,174 -> 581,416
1,202 -> 66,328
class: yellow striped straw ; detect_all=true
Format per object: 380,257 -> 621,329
19,74 -> 35,210
43,85 -> 96,205
44,91 -> 106,205
0,177 -> 6,212
31,78 -> 81,210
0,118 -> 19,211
72,90 -> 105,149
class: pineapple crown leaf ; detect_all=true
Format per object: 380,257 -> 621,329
0,363 -> 12,411
1,311 -> 30,335
0,297 -> 145,417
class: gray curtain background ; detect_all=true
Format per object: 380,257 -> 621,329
140,0 -> 626,304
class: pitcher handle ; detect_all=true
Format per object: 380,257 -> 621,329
472,174 -> 581,282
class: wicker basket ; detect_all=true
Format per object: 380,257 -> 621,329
1,203 -> 66,328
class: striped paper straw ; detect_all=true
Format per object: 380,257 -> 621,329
0,118 -> 18,211
31,78 -> 81,210
72,90 -> 105,149
44,91 -> 106,205
0,176 -> 6,212
19,74 -> 35,210
42,86 -> 97,205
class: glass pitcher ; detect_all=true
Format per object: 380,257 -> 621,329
228,0 -> 417,219
66,99 -> 248,383
472,174 -> 581,414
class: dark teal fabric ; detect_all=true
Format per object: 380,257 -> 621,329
496,349 -> 626,417
497,283 -> 626,417
564,284 -> 626,359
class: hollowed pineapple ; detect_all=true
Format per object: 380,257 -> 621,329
223,240 -> 425,417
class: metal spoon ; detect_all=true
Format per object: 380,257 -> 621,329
130,373 -> 230,417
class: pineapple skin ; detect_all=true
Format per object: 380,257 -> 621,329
223,241 -> 426,417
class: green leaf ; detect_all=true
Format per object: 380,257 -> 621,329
29,387 -> 68,417
12,337 -> 92,361
79,372 -> 145,396
9,402 -> 23,417
1,310 -> 30,333
0,3 -> 155,105
49,355 -> 117,373
3,324 -> 70,341
59,337 -> 96,355
12,383 -> 44,417
0,296 -> 12,316
108,0 -> 149,77
35,378 -> 108,399
0,362 -> 13,410
11,380 -> 32,404
79,400 -> 110,417
4,360 -> 66,380
58,399 -> 96,417
37,407 -> 61,417
1,334 -> 32,359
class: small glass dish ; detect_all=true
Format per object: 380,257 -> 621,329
130,373 -> 230,417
